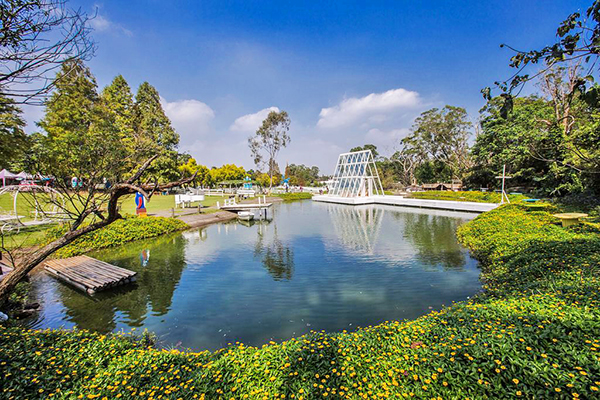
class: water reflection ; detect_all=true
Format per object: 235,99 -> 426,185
25,201 -> 481,350
45,233 -> 188,333
398,212 -> 468,270
327,205 -> 384,255
254,225 -> 295,281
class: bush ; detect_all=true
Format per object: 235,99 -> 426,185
2,205 -> 599,399
409,190 -> 527,203
44,216 -> 189,258
275,192 -> 312,201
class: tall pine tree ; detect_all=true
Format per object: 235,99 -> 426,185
38,60 -> 124,184
101,75 -> 135,149
134,82 -> 180,182
0,96 -> 28,169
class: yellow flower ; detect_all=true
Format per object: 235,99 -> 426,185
513,379 -> 519,384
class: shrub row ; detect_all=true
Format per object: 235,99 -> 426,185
275,192 -> 313,201
409,190 -> 527,203
44,216 -> 189,258
1,204 -> 599,399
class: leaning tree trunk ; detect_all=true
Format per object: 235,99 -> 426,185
0,156 -> 196,306
0,217 -> 114,306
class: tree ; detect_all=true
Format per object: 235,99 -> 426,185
102,75 -> 136,155
403,106 -> 472,181
209,164 -> 246,184
256,172 -> 280,188
134,82 -> 180,182
468,95 -> 580,195
0,154 -> 195,304
536,65 -> 600,178
285,164 -> 320,186
390,145 -> 418,187
248,110 -> 291,191
178,157 -> 209,187
37,59 -> 128,182
484,1 -> 600,115
350,144 -> 379,159
0,62 -> 195,304
0,0 -> 95,105
0,96 -> 28,169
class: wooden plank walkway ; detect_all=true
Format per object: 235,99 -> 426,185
44,255 -> 136,294
219,203 -> 273,212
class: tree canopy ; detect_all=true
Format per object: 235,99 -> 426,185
248,110 -> 291,190
0,0 -> 95,105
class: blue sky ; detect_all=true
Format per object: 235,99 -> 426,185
24,0 -> 591,172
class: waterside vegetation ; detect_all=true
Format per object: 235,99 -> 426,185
2,204 -> 599,399
408,191 -> 528,204
44,216 -> 189,259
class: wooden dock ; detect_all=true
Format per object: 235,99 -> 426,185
218,196 -> 273,212
219,202 -> 273,212
44,255 -> 137,294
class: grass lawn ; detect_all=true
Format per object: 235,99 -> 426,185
0,193 -> 227,249
119,194 -> 226,215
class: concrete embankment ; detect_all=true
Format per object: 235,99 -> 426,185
313,194 -> 498,213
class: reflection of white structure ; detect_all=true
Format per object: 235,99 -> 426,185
328,204 -> 384,254
329,150 -> 384,198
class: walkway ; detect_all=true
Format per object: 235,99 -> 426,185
313,194 -> 498,213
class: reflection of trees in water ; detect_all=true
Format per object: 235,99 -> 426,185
327,205 -> 384,255
57,232 -> 188,333
254,225 -> 294,281
394,212 -> 466,270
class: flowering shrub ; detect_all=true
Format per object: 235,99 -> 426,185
44,216 -> 189,258
1,204 -> 599,399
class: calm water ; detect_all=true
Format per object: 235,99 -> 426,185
25,201 -> 481,351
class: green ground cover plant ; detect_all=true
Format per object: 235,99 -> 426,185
1,204 -> 599,399
409,190 -> 527,203
44,216 -> 189,258
274,192 -> 313,201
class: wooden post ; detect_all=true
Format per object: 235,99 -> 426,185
171,208 -> 175,218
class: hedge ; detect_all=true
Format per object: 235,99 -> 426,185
44,216 -> 189,258
409,190 -> 527,204
1,204 -> 599,399
275,192 -> 313,201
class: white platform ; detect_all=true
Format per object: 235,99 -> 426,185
312,195 -> 498,213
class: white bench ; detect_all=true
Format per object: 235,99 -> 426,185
175,194 -> 206,208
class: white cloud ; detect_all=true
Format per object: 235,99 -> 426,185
161,98 -> 215,146
317,88 -> 420,129
230,106 -> 279,133
89,6 -> 132,36
365,128 -> 411,154
365,128 -> 410,142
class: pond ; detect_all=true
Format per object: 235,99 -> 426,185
24,201 -> 482,351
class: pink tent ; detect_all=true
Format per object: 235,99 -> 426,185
0,169 -> 17,187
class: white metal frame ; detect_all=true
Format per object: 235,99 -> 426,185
328,150 -> 384,198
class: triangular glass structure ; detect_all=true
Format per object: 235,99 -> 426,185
329,150 -> 384,197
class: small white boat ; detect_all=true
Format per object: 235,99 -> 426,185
237,211 -> 254,221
